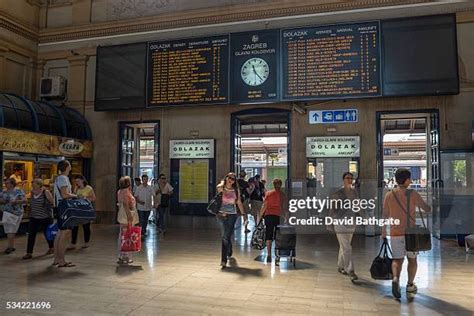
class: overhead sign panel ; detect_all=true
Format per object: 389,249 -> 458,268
230,30 -> 280,103
306,136 -> 360,158
309,109 -> 358,124
147,35 -> 229,106
282,22 -> 381,100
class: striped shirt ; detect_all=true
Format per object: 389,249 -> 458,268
30,190 -> 52,219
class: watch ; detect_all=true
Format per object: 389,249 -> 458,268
241,57 -> 269,86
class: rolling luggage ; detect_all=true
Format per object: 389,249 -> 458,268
275,225 -> 296,267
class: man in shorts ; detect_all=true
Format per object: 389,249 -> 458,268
237,171 -> 251,233
382,168 -> 431,299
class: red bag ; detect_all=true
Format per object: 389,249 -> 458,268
120,225 -> 141,252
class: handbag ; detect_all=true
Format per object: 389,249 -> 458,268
117,202 -> 139,225
45,221 -> 58,241
1,211 -> 20,225
370,238 -> 393,280
207,192 -> 223,215
57,198 -> 96,229
160,194 -> 170,208
392,189 -> 432,252
251,214 -> 267,250
120,224 -> 141,252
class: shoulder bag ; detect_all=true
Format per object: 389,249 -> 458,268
392,189 -> 432,252
207,192 -> 223,215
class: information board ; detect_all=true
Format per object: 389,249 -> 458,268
147,35 -> 229,106
230,30 -> 279,103
282,22 -> 381,100
179,159 -> 209,203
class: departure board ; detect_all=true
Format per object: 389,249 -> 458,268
282,22 -> 381,100
147,35 -> 229,106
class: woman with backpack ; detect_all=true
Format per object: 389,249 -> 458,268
216,172 -> 245,269
22,178 -> 55,259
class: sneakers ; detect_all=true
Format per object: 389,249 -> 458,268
266,256 -> 272,263
220,260 -> 227,269
406,283 -> 418,294
392,279 -> 401,299
4,248 -> 15,254
349,271 -> 358,282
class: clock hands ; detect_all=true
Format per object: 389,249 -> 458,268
252,64 -> 264,82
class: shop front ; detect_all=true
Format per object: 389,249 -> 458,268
0,93 -> 93,232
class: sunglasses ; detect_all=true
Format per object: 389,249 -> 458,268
344,177 -> 354,180
227,177 -> 236,181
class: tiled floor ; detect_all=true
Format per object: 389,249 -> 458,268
0,220 -> 472,315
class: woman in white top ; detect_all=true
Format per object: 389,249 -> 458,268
53,160 -> 77,268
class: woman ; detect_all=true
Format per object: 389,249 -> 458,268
216,172 -> 245,269
0,178 -> 26,254
23,179 -> 55,259
68,175 -> 96,250
154,173 -> 173,236
330,172 -> 359,281
259,179 -> 288,263
53,160 -> 77,268
117,176 -> 139,264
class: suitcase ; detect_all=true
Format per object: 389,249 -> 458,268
275,225 -> 296,267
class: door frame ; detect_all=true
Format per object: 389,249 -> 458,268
230,108 -> 291,185
117,120 -> 161,186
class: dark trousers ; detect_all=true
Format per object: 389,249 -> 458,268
157,206 -> 168,232
218,214 -> 238,263
71,223 -> 91,245
26,217 -> 54,254
138,210 -> 151,235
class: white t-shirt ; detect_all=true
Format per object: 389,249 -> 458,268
54,175 -> 72,205
154,183 -> 174,207
134,185 -> 154,211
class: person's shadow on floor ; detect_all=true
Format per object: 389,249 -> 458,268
222,258 -> 263,278
115,264 -> 143,276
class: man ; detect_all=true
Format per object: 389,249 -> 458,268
249,176 -> 264,224
9,168 -> 24,188
133,177 -> 141,195
237,171 -> 252,233
382,168 -> 431,299
154,174 -> 173,236
134,175 -> 154,239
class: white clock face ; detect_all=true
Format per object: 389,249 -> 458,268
241,57 -> 269,86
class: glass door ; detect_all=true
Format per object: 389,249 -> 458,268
119,124 -> 135,178
307,158 -> 359,197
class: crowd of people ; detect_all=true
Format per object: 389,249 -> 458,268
1,160 -> 432,299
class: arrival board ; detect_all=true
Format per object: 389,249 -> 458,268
282,22 -> 381,100
147,35 -> 229,106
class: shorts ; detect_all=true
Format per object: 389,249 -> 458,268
250,200 -> 263,218
389,236 -> 418,259
241,198 -> 250,215
3,212 -> 22,234
264,215 -> 280,241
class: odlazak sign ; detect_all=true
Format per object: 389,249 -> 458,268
170,139 -> 215,159
306,136 -> 360,158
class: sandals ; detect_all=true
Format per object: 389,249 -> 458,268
46,249 -> 54,255
52,261 -> 72,266
22,254 -> 33,260
58,262 -> 76,268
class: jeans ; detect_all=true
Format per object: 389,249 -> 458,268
26,217 -> 54,254
217,214 -> 238,263
334,225 -> 356,272
138,210 -> 151,236
71,223 -> 91,245
157,206 -> 168,232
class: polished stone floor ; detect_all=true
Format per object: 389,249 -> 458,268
0,220 -> 472,316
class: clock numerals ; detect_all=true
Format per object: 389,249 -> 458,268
241,57 -> 269,86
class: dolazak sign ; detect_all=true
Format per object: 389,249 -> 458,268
306,136 -> 360,158
169,139 -> 215,159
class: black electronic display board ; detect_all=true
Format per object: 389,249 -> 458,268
230,30 -> 279,103
95,43 -> 147,111
382,14 -> 459,96
147,35 -> 229,106
281,21 -> 381,100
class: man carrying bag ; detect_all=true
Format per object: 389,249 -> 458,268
382,168 -> 432,299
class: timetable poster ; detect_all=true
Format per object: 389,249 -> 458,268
147,35 -> 229,106
282,22 -> 381,100
230,30 -> 279,103
179,159 -> 209,203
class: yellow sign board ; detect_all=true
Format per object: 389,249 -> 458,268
179,159 -> 209,203
0,127 -> 93,158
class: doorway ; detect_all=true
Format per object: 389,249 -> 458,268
118,121 -> 160,183
376,110 -> 441,234
231,108 -> 291,189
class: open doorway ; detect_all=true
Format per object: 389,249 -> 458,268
376,110 -> 441,234
231,109 -> 290,189
118,122 -> 160,184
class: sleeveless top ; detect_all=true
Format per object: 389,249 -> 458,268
30,190 -> 52,219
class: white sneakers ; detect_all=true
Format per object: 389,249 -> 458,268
406,283 -> 418,294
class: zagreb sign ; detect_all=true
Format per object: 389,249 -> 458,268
170,139 -> 215,159
306,136 -> 360,158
